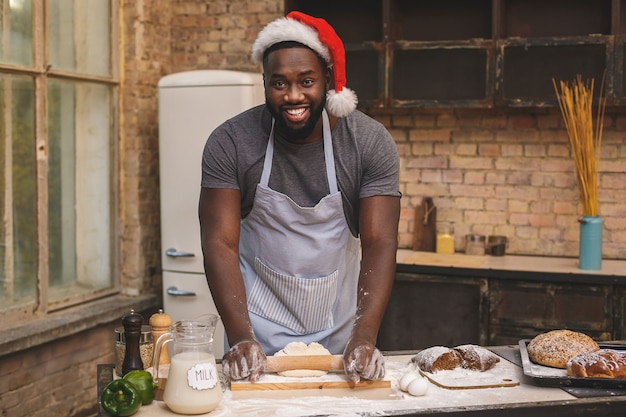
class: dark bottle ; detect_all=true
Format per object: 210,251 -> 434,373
121,309 -> 144,375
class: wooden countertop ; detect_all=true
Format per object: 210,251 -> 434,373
98,346 -> 626,417
396,249 -> 626,283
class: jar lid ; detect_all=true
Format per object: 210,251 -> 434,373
437,224 -> 454,234
115,325 -> 152,343
465,234 -> 486,242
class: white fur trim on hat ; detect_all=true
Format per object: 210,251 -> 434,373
252,17 -> 330,66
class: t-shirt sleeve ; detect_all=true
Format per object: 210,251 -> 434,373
201,121 -> 240,190
359,120 -> 401,199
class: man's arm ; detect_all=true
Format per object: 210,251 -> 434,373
199,187 -> 266,381
343,194 -> 400,382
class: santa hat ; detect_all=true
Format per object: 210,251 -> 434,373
251,11 -> 358,118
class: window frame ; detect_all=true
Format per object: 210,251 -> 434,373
0,0 -> 121,322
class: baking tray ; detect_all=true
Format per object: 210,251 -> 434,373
519,339 -> 626,389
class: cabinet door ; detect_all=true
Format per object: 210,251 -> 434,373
377,273 -> 488,351
488,280 -> 613,345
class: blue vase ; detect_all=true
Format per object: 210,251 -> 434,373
579,216 -> 603,270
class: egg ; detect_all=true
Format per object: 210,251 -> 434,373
407,375 -> 429,396
399,371 -> 420,391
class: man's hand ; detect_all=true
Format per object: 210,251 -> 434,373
342,339 -> 385,383
222,339 -> 267,382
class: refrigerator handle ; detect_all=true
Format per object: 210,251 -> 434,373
165,248 -> 195,257
166,286 -> 196,297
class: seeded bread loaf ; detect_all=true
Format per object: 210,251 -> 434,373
527,329 -> 599,369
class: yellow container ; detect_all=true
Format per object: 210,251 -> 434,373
436,225 -> 455,254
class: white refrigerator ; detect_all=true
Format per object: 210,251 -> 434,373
158,70 -> 264,357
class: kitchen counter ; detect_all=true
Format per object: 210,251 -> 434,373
98,346 -> 626,417
396,249 -> 626,284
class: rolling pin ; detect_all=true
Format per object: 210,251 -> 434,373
264,355 -> 345,373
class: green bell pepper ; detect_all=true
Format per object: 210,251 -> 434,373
123,370 -> 156,405
101,379 -> 142,416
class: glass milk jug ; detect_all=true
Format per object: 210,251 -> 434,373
153,317 -> 222,414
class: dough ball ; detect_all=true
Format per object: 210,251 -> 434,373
278,342 -> 330,356
407,376 -> 429,396
399,371 -> 420,391
274,342 -> 331,377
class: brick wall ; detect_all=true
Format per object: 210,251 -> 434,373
367,107 -> 626,259
119,0 -> 173,296
169,0 -> 279,72
0,324 -> 116,417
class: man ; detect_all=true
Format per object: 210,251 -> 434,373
199,12 -> 401,384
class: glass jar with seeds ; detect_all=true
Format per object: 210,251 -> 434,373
114,325 -> 153,376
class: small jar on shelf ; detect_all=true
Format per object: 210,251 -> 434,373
436,224 -> 455,254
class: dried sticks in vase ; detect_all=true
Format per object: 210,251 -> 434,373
552,75 -> 606,217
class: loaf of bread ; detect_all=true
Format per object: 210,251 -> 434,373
454,344 -> 500,372
566,349 -> 626,379
412,346 -> 462,372
412,344 -> 499,373
527,329 -> 599,369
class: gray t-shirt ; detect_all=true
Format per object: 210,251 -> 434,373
201,105 -> 400,236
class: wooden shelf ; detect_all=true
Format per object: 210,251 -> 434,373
285,0 -> 625,108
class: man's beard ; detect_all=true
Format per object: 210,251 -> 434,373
267,94 -> 327,141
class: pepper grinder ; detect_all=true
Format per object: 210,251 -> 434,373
121,309 -> 144,375
149,308 -> 172,365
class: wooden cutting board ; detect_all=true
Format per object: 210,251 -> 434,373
417,359 -> 520,389
412,197 -> 436,252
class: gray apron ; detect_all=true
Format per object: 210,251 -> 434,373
239,110 -> 360,355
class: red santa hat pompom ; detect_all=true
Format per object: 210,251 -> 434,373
251,11 -> 358,118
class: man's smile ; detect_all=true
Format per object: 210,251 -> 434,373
283,106 -> 309,123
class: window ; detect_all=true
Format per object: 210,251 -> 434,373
0,0 -> 118,322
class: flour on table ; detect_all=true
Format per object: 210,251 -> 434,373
274,342 -> 331,377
